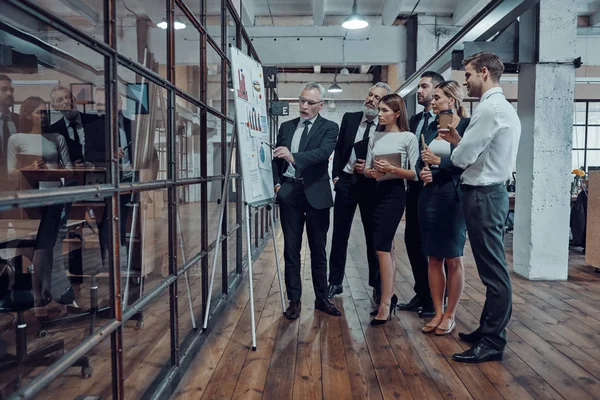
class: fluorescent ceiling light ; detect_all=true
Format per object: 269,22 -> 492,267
342,0 -> 368,30
157,17 -> 186,30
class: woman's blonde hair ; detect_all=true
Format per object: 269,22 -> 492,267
435,80 -> 468,118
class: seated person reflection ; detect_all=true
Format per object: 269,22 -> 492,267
6,96 -> 75,314
7,96 -> 71,181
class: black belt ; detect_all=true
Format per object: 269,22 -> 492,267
283,177 -> 303,184
460,182 -> 505,191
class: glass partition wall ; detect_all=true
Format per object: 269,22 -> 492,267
0,1 -> 273,398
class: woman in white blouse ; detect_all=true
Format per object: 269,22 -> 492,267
364,94 -> 419,325
7,96 -> 73,313
7,96 -> 71,181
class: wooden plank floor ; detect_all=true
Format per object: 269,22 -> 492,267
172,215 -> 600,400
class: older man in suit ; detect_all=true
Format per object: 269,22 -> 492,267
273,82 -> 341,320
327,82 -> 391,303
49,85 -> 105,165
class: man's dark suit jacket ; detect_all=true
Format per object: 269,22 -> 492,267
1,112 -> 19,181
50,112 -> 105,164
409,111 -> 425,135
272,114 -> 339,210
331,111 -> 365,180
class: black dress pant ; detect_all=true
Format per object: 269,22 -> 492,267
404,181 -> 432,304
278,178 -> 330,302
462,183 -> 512,350
329,173 -> 379,288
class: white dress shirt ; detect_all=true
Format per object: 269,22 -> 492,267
451,87 -> 521,186
63,113 -> 86,156
342,114 -> 377,175
283,114 -> 318,178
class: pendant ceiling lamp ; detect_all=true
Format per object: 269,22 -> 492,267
327,73 -> 343,93
342,0 -> 368,30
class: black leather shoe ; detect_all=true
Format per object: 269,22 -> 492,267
315,299 -> 342,316
452,341 -> 503,363
397,295 -> 421,311
458,330 -> 482,344
373,287 -> 382,305
418,304 -> 435,318
284,300 -> 301,320
327,284 -> 343,299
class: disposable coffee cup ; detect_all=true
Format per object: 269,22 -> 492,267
439,109 -> 453,131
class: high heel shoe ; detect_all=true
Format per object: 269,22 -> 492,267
370,295 -> 398,325
370,294 -> 397,316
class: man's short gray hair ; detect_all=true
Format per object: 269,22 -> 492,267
371,82 -> 392,94
303,82 -> 326,100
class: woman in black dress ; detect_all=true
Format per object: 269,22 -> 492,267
364,94 -> 418,325
418,81 -> 470,335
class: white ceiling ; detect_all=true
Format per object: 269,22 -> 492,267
247,0 -> 600,19
249,0 -> 459,17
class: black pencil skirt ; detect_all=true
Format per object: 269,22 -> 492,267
372,179 -> 406,252
418,180 -> 466,258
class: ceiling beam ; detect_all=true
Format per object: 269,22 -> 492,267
453,0 -> 492,26
314,65 -> 321,73
242,0 -> 256,26
591,11 -> 600,27
313,0 -> 325,25
382,0 -> 407,26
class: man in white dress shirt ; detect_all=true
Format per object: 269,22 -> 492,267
442,52 -> 521,363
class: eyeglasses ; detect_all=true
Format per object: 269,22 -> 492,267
298,97 -> 323,106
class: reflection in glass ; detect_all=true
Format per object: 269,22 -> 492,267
206,0 -> 223,48
226,65 -> 235,120
177,184 -> 201,267
0,195 -> 112,394
207,44 -> 223,110
0,4 -> 109,196
175,96 -> 201,180
116,0 -> 167,80
120,188 -> 169,310
26,0 -> 104,42
226,7 -> 237,50
116,65 -> 166,184
175,6 -> 201,98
